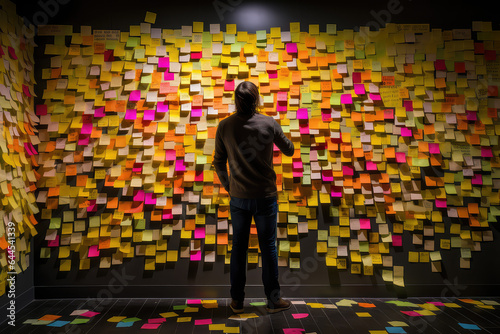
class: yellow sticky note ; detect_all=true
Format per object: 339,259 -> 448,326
145,11 -> 156,24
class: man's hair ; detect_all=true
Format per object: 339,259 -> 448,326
234,81 -> 259,115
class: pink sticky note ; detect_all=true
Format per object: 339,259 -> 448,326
194,227 -> 205,239
277,91 -> 288,101
187,299 -> 202,304
392,235 -> 402,247
86,200 -> 97,212
384,109 -> 394,119
299,122 -> 309,134
94,107 -> 105,118
24,143 -> 34,156
191,52 -> 202,59
80,311 -> 100,317
165,150 -> 176,161
164,72 -> 174,81
195,170 -> 204,182
158,57 -> 170,68
292,313 -> 309,319
283,329 -> 305,334
292,171 -> 303,177
400,127 -> 413,137
427,302 -> 445,306
322,170 -> 334,182
191,108 -> 202,117
268,70 -> 278,79
148,318 -> 166,324
360,219 -> 371,229
404,100 -> 413,111
78,134 -> 90,146
143,109 -> 155,121
133,190 -> 145,202
401,311 -> 423,317
435,199 -> 447,208
125,109 -> 137,120
296,108 -> 309,119
466,110 -> 477,121
481,147 -> 493,158
129,90 -> 141,101
190,251 -> 201,261
145,193 -> 156,205
471,174 -> 482,185
224,80 -> 234,91
157,101 -> 169,113
366,161 -> 377,170
352,72 -> 362,83
286,43 -> 298,53
395,152 -> 406,163
8,47 -> 17,60
162,209 -> 173,220
141,323 -> 161,329
175,159 -> 186,172
370,93 -> 382,101
292,161 -> 303,169
22,84 -> 31,97
277,101 -> 287,112
434,59 -> 446,71
81,123 -> 93,134
428,143 -> 440,154
354,84 -> 365,95
47,235 -> 59,247
340,93 -> 352,104
342,165 -> 354,176
88,245 -> 100,257
331,186 -> 342,197
194,319 -> 212,325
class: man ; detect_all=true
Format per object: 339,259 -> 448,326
213,81 -> 295,314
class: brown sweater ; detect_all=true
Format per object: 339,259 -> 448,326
213,112 -> 295,198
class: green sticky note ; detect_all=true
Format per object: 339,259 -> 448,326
256,30 -> 267,41
70,318 -> 91,325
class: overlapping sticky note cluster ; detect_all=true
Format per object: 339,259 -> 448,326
0,0 -> 39,296
36,13 -> 499,286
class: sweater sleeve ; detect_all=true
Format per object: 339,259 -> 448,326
212,123 -> 230,192
273,119 -> 295,157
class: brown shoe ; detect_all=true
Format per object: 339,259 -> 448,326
266,298 -> 291,313
230,299 -> 244,314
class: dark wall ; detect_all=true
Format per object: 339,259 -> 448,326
12,0 -> 500,300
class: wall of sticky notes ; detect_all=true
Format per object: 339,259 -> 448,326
10,1 -> 493,298
0,0 -> 39,298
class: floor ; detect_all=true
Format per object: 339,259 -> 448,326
2,297 -> 499,333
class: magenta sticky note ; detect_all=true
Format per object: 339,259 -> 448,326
401,311 -> 423,317
404,100 -> 413,111
86,201 -> 97,212
22,84 -> 31,97
157,101 -> 169,113
427,302 -> 445,306
164,72 -> 174,81
370,93 -> 382,101
277,101 -> 287,112
366,161 -> 377,170
143,109 -> 155,121
322,170 -> 333,182
80,123 -> 93,134
400,127 -> 412,137
471,174 -> 482,185
296,108 -> 309,119
78,134 -> 90,146
481,147 -> 493,158
283,329 -> 305,334
428,143 -> 440,154
299,122 -> 309,134
291,313 -> 309,319
352,72 -> 361,83
466,110 -> 477,121
292,161 -> 303,169
88,245 -> 100,257
194,319 -> 212,325
340,93 -> 352,104
395,152 -> 406,163
47,235 -> 59,247
384,109 -> 394,119
162,209 -> 173,220
80,311 -> 100,317
145,193 -> 156,205
187,299 -> 202,304
343,165 -> 354,176
141,323 -> 161,329
191,52 -> 202,59
148,318 -> 166,324
434,59 -> 446,71
94,107 -> 105,118
191,108 -> 202,117
165,150 -> 176,161
24,143 -> 34,156
392,235 -> 402,247
435,199 -> 447,208
354,84 -> 365,95
129,90 -> 141,101
292,171 -> 303,177
190,251 -> 201,261
125,109 -> 137,120
195,170 -> 204,182
360,219 -> 371,229
194,227 -> 205,239
286,43 -> 298,53
224,80 -> 234,91
158,57 -> 170,68
8,46 -> 17,60
133,190 -> 145,202
331,187 -> 342,197
175,159 -> 186,172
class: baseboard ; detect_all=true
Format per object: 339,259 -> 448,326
33,284 -> 500,300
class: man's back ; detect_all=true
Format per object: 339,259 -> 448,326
213,112 -> 294,198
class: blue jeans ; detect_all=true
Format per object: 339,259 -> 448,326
229,196 -> 280,304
